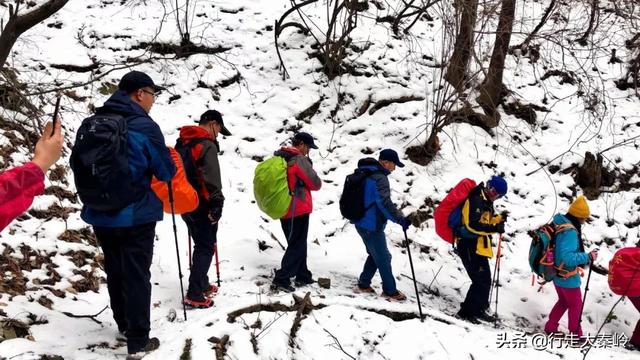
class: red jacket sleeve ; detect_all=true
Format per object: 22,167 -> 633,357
291,156 -> 322,191
0,162 -> 45,231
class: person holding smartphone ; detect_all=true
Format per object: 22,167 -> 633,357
0,120 -> 63,231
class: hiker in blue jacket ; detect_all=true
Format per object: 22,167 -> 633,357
79,71 -> 175,359
544,196 -> 598,338
352,149 -> 411,301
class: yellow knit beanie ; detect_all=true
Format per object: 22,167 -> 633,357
568,195 -> 590,219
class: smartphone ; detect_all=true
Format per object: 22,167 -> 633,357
51,95 -> 61,136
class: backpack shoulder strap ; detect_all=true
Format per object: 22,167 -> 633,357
358,169 -> 384,210
177,138 -> 208,160
555,223 -> 574,233
549,223 -> 575,248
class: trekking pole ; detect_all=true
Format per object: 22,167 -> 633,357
167,181 -> 187,321
488,234 -> 503,313
494,235 -> 503,321
214,242 -> 221,287
579,259 -> 594,327
188,230 -> 192,270
403,229 -> 424,322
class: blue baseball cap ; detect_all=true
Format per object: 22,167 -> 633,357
294,132 -> 318,149
379,149 -> 405,168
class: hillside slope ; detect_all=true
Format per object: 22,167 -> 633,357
0,1 -> 639,359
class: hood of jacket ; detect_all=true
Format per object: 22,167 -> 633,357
179,125 -> 213,144
274,146 -> 302,161
96,90 -> 148,118
357,157 -> 390,175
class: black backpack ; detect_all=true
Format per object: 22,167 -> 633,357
70,113 -> 145,211
339,168 -> 382,221
174,138 -> 207,199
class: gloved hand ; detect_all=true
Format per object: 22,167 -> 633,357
399,217 -> 411,231
500,210 -> 509,222
495,221 -> 506,234
208,198 -> 224,224
589,249 -> 599,262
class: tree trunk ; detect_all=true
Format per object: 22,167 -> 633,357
0,0 -> 69,70
576,0 -> 599,46
444,0 -> 478,91
476,0 -> 516,126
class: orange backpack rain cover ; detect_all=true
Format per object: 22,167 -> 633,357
151,147 -> 199,214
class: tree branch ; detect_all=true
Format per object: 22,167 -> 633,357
0,0 -> 69,69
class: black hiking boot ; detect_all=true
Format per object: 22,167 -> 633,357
294,278 -> 315,287
126,337 -> 160,360
456,309 -> 480,324
270,282 -> 295,293
476,311 -> 498,323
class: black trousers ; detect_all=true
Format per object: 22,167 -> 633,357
457,237 -> 491,317
182,206 -> 218,301
273,214 -> 312,286
94,222 -> 156,354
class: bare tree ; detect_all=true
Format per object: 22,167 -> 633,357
390,0 -> 442,35
444,0 -> 478,92
576,0 -> 599,46
162,0 -> 196,46
275,0 -> 366,80
511,0 -> 556,51
475,0 -> 516,125
0,0 -> 69,70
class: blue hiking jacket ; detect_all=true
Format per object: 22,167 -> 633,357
81,90 -> 175,227
353,158 -> 404,232
552,214 -> 590,288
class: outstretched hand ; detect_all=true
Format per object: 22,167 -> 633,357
33,120 -> 63,173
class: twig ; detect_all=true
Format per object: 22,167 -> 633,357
61,305 -> 108,325
288,292 -> 312,348
274,0 -> 318,80
323,328 -> 356,360
428,264 -> 444,290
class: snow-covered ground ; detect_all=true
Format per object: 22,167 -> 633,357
1,0 -> 639,359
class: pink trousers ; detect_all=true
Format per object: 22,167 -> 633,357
631,297 -> 640,346
544,284 -> 583,336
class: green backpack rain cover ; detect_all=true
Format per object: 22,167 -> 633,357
254,156 -> 291,219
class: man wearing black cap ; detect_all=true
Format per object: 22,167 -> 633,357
75,70 -> 175,359
351,149 -> 411,301
271,132 -> 322,292
175,109 -> 231,308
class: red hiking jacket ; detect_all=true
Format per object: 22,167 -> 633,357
274,147 -> 322,219
0,162 -> 45,231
